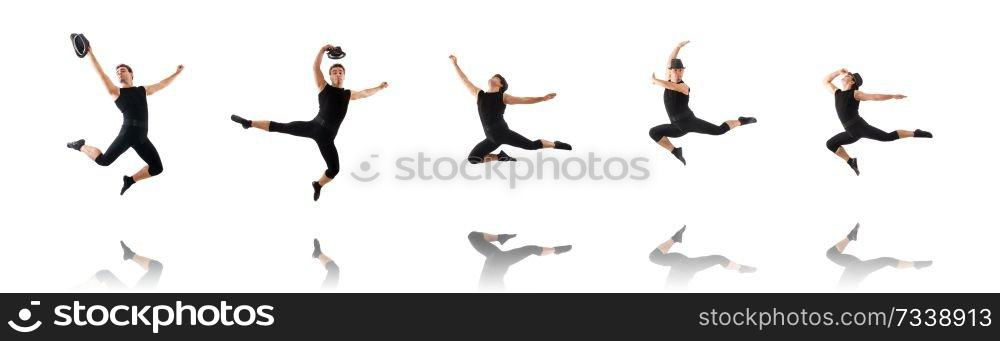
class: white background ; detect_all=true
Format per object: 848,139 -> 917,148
0,0 -> 996,292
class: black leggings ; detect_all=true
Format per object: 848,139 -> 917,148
468,232 -> 544,289
269,120 -> 340,178
649,249 -> 729,272
649,116 -> 731,141
825,122 -> 900,152
467,232 -> 543,261
467,128 -> 544,164
649,249 -> 729,286
827,246 -> 900,287
322,261 -> 340,289
94,260 -> 163,290
826,246 -> 898,275
95,126 -> 163,176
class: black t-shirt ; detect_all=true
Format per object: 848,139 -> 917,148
114,86 -> 148,122
663,81 -> 693,121
477,90 -> 508,131
317,84 -> 352,135
834,89 -> 862,127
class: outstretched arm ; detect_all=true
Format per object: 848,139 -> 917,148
350,82 -> 389,100
668,40 -> 690,63
145,65 -> 184,96
449,55 -> 481,97
87,47 -> 120,97
651,73 -> 690,94
314,44 -> 333,91
824,68 -> 848,94
503,93 -> 556,105
855,91 -> 906,101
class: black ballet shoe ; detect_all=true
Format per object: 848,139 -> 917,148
67,139 -> 86,151
312,181 -> 323,201
847,223 -> 859,241
914,261 -> 933,269
498,234 -> 517,245
671,225 -> 687,243
231,114 -> 251,129
554,245 -> 573,255
312,238 -> 322,258
553,141 -> 573,150
671,147 -> 686,165
847,158 -> 860,176
497,150 -> 517,162
914,129 -> 933,138
738,116 -> 758,125
739,265 -> 758,274
120,241 -> 135,261
120,176 -> 136,196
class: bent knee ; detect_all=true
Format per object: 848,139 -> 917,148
147,260 -> 163,272
825,139 -> 840,153
95,156 -> 113,167
325,167 -> 340,179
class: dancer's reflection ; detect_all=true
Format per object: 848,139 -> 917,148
649,226 -> 756,288
312,238 -> 339,289
82,241 -> 163,290
468,231 -> 571,291
827,223 -> 932,289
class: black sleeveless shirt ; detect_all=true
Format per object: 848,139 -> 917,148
114,86 -> 148,122
316,84 -> 352,135
834,89 -> 862,127
477,90 -> 508,131
663,81 -> 693,121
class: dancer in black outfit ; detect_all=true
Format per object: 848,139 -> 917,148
648,41 -> 756,165
823,68 -> 933,175
467,231 -> 571,291
649,226 -> 756,288
449,55 -> 572,164
827,223 -> 932,289
88,241 -> 163,290
66,41 -> 183,195
231,44 -> 388,201
311,238 -> 339,289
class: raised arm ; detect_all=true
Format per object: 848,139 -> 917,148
87,47 -> 120,97
350,82 -> 389,100
145,65 -> 184,96
668,40 -> 690,63
651,73 -> 690,94
503,93 -> 556,105
449,55 -> 481,97
855,91 -> 906,101
314,45 -> 333,91
824,68 -> 848,94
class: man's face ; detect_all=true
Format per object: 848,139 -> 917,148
116,67 -> 133,84
329,67 -> 345,85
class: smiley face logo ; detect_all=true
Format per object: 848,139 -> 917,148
351,154 -> 381,182
8,301 -> 42,333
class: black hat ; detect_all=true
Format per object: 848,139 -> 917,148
850,72 -> 863,89
70,33 -> 90,58
326,46 -> 346,60
669,58 -> 685,70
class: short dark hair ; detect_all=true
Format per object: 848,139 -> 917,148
116,64 -> 133,76
493,74 -> 508,93
329,64 -> 345,74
